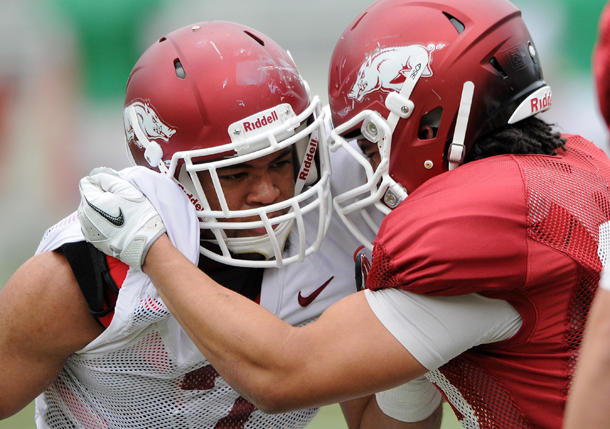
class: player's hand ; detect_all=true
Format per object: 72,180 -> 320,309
77,167 -> 166,269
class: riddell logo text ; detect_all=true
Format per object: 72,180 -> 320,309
176,181 -> 203,211
531,92 -> 552,113
299,139 -> 318,181
243,111 -> 279,132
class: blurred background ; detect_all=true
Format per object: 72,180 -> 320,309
0,0 -> 608,427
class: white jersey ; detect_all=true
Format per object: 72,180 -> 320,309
34,156 -> 368,429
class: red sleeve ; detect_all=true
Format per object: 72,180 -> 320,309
366,155 -> 529,296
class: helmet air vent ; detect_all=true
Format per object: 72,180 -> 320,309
489,57 -> 508,78
443,13 -> 465,34
351,12 -> 367,31
158,37 -> 167,43
174,60 -> 186,79
244,31 -> 265,46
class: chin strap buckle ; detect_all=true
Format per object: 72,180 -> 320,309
448,81 -> 475,171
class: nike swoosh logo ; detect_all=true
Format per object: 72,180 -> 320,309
298,276 -> 334,307
85,196 -> 125,227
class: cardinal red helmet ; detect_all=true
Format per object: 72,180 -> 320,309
123,21 -> 331,267
328,0 -> 550,249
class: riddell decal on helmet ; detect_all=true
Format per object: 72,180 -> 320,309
124,100 -> 177,149
348,43 -> 447,102
508,86 -> 552,124
243,111 -> 280,132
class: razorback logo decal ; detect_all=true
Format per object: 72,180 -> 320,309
124,100 -> 176,149
349,43 -> 446,102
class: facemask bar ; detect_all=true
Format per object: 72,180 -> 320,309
328,54 -> 429,250
171,96 -> 332,268
329,112 -> 397,250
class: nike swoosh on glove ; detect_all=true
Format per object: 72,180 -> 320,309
78,167 -> 166,269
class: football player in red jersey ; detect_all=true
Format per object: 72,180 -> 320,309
0,21 -> 431,429
564,4 -> 610,428
75,0 -> 610,428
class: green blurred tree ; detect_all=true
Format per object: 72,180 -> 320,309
514,0 -> 607,74
52,0 -> 165,101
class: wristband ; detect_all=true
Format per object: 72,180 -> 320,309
375,376 -> 442,422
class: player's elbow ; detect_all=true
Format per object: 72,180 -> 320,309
245,379 -> 307,414
251,390 -> 299,414
0,402 -> 25,421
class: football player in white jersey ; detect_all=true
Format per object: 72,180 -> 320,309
0,21 -> 439,429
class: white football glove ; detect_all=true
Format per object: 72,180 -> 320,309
77,167 -> 166,269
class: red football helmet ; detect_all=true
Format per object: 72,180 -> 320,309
123,21 -> 331,267
328,0 -> 551,249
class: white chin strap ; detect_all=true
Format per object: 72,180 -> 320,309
205,218 -> 294,260
447,81 -> 475,170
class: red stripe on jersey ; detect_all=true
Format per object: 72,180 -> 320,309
97,256 -> 129,328
106,255 -> 128,288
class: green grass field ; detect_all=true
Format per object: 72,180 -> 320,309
1,401 -> 462,428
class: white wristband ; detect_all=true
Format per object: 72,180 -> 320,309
375,376 -> 442,422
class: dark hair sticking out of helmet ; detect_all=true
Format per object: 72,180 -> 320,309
464,116 -> 567,163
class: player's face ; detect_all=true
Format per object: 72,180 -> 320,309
357,138 -> 381,171
198,148 -> 295,239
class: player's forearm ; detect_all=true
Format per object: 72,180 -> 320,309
144,235 -> 427,413
143,235 -> 306,410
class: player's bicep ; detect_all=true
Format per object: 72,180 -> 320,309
0,251 -> 103,418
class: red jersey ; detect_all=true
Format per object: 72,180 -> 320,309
366,136 -> 610,428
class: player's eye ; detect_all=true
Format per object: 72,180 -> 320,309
218,171 -> 247,181
271,159 -> 292,169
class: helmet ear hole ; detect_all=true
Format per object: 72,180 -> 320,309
418,107 -> 443,140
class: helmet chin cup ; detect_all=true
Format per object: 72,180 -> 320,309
207,218 -> 295,263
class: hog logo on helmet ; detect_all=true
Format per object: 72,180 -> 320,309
348,43 -> 446,102
124,100 -> 177,149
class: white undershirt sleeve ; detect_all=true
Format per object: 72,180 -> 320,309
364,288 -> 522,370
599,268 -> 610,291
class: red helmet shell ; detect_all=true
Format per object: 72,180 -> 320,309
124,21 -> 311,173
328,0 -> 546,194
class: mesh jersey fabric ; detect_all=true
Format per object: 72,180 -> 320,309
366,136 -> 610,429
33,162 -> 364,429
